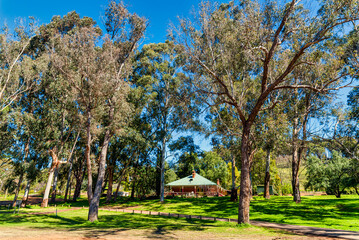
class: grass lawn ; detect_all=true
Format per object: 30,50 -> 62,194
0,208 -> 310,240
105,195 -> 359,232
2,194 -> 358,234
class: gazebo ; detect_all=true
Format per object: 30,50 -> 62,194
165,171 -> 227,197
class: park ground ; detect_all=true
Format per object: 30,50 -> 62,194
0,194 -> 358,239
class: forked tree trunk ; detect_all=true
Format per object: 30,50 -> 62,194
41,168 -> 54,207
21,180 -> 31,207
238,124 -> 252,224
88,128 -> 112,222
51,166 -> 59,203
12,172 -> 24,207
230,155 -> 237,202
263,149 -> 271,199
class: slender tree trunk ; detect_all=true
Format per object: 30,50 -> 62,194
86,110 -> 93,205
21,180 -> 31,207
106,165 -> 114,203
12,172 -> 24,207
73,158 -> 85,201
101,168 -> 109,195
114,181 -> 121,202
131,178 -> 136,199
114,167 -> 127,201
51,166 -> 59,203
68,180 -> 72,200
64,159 -> 74,202
12,139 -> 30,207
160,137 -> 166,202
41,169 -> 54,207
64,132 -> 79,202
88,103 -> 113,222
230,154 -> 237,202
292,144 -> 301,203
264,148 -> 271,199
238,123 -> 252,224
73,174 -> 83,201
155,157 -> 161,197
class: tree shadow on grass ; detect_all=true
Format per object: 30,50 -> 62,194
0,211 -> 215,239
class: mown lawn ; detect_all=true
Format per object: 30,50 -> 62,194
109,195 -> 359,232
0,209 -> 301,239
2,194 -> 358,232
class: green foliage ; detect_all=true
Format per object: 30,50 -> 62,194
251,149 -> 281,193
197,151 -> 229,188
165,168 -> 178,184
306,150 -> 353,198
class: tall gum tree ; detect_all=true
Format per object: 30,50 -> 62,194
51,1 -> 146,221
176,0 -> 359,223
134,41 -> 198,202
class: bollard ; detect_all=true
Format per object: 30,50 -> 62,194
227,218 -> 230,222
56,208 -> 58,217
149,211 -> 151,215
200,215 -> 202,220
214,217 -> 216,221
132,210 -> 134,214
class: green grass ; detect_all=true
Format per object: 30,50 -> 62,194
112,195 -> 359,232
2,193 -> 358,233
0,208 -> 297,238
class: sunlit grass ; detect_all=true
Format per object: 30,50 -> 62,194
114,195 -> 359,231
0,209 -> 299,238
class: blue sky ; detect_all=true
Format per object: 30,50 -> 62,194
0,0 -> 208,44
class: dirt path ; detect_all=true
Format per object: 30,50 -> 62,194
0,226 -> 339,240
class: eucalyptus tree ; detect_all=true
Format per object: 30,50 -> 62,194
169,136 -> 202,178
0,21 -> 45,115
0,22 -> 49,207
51,2 -> 146,221
134,41 -> 198,202
176,0 -> 359,223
